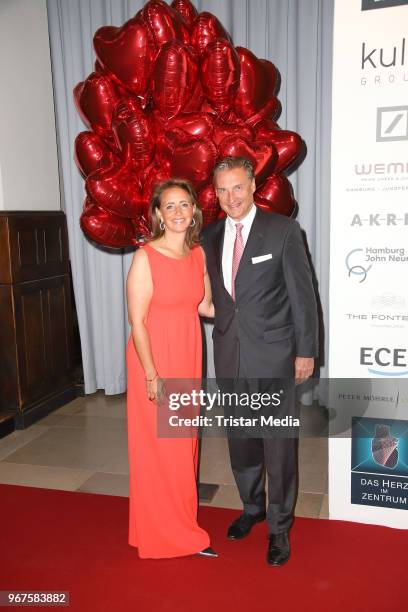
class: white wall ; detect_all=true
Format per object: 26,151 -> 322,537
0,0 -> 60,211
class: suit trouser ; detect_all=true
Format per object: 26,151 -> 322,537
226,362 -> 299,534
227,434 -> 299,534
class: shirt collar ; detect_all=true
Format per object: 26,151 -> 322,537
226,203 -> 256,232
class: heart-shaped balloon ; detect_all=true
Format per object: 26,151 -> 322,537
167,112 -> 214,138
171,0 -> 198,28
198,185 -> 219,226
80,198 -> 138,248
73,73 -> 121,144
183,78 -> 205,112
190,12 -> 231,55
93,16 -> 155,97
212,118 -> 254,146
254,174 -> 296,216
259,59 -> 280,95
234,47 -> 279,119
201,39 -> 240,116
85,162 -> 144,218
133,215 -> 152,242
172,139 -> 217,190
255,124 -> 304,174
142,164 -> 171,217
74,132 -> 119,178
94,60 -> 104,73
112,98 -> 155,170
141,0 -> 190,51
155,128 -> 186,173
253,118 -> 280,135
219,136 -> 278,186
246,97 -> 282,128
151,41 -> 199,120
159,131 -> 218,189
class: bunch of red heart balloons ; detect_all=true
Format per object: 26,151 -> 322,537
74,0 -> 304,248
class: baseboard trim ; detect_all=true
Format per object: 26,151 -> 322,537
14,386 -> 78,429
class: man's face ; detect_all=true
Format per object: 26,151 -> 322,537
214,167 -> 256,221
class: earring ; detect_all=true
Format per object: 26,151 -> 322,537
190,218 -> 196,227
159,220 -> 165,231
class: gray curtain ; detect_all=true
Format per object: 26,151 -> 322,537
47,0 -> 333,395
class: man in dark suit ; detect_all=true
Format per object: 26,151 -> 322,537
202,156 -> 318,566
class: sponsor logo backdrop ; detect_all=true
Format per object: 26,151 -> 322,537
329,0 -> 408,527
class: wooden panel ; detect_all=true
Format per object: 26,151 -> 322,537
0,212 -> 69,284
14,281 -> 49,406
13,275 -> 75,411
46,277 -> 74,379
0,218 -> 12,284
0,212 -> 76,420
0,286 -> 19,410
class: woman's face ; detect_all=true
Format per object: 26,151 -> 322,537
158,187 -> 195,233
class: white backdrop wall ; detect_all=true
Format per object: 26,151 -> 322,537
47,0 -> 333,394
0,0 -> 60,211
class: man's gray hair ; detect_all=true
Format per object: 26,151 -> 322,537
213,156 -> 255,181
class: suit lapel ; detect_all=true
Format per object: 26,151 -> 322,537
212,218 -> 226,286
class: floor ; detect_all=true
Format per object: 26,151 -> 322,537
0,391 -> 329,519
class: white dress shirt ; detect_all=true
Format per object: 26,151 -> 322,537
222,204 -> 257,296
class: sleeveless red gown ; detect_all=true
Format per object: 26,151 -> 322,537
126,243 -> 210,558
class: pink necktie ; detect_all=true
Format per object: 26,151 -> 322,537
231,223 -> 244,301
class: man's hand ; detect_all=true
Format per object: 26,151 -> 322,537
294,357 -> 314,385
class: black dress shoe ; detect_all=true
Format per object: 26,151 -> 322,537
197,546 -> 219,558
267,532 -> 290,566
227,512 -> 266,540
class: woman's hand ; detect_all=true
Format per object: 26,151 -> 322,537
146,375 -> 159,401
198,249 -> 215,318
145,375 -> 166,403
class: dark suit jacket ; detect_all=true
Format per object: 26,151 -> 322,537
202,207 -> 318,379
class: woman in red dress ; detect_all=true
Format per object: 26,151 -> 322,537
126,178 -> 217,559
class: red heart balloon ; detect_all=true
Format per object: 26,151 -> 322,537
159,131 -> 217,189
142,164 -> 171,217
74,132 -> 119,178
254,174 -> 296,216
183,78 -> 205,112
132,215 -> 152,242
167,112 -> 214,138
112,98 -> 155,170
80,198 -> 137,248
198,185 -> 219,226
259,59 -> 280,95
218,136 -> 278,186
171,0 -> 198,28
173,139 -> 217,189
94,60 -> 104,73
254,118 -> 280,135
234,47 -> 279,119
201,39 -> 240,116
151,41 -> 199,120
190,12 -> 231,55
246,97 -> 282,128
93,16 -> 155,97
85,162 -> 144,218
73,73 -> 121,144
212,119 -> 254,146
141,0 -> 190,50
255,124 -> 304,174
155,128 -> 185,173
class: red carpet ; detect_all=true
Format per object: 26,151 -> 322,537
0,484 -> 405,611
